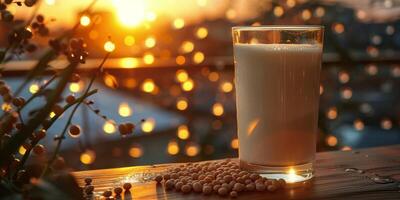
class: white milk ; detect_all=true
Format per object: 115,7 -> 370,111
234,43 -> 322,166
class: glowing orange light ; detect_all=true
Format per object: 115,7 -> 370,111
208,72 -> 219,82
176,56 -> 186,65
326,107 -> 337,120
89,30 -> 98,40
176,69 -> 189,82
176,98 -> 188,111
338,71 -> 350,83
118,102 -> 132,117
225,9 -> 237,20
181,79 -> 194,91
173,18 -> 185,29
320,84 -> 324,95
274,6 -> 284,17
103,120 -> 116,134
193,51 -> 204,64
180,41 -> 194,53
353,119 -> 364,131
231,138 -> 239,149
333,23 -> 345,34
119,57 -> 139,68
113,0 -> 146,27
315,7 -> 325,17
80,15 -> 91,26
141,79 -> 155,93
129,145 -> 143,158
124,78 -> 137,89
212,103 -> 224,116
177,125 -> 190,140
302,9 -> 312,21
185,143 -> 200,157
196,27 -> 208,39
286,0 -> 296,7
80,150 -> 96,165
326,135 -> 338,147
141,118 -> 155,133
145,36 -> 156,48
167,140 -> 179,155
104,41 -> 116,52
220,81 -> 233,93
143,53 -> 154,65
19,146 -> 27,155
124,35 -> 135,46
365,64 -> 378,75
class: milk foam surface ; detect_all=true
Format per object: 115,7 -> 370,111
234,43 -> 322,166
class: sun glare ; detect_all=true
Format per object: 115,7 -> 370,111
113,0 -> 147,27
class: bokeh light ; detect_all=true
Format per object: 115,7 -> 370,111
193,51 -> 205,64
29,83 -> 39,94
167,140 -> 179,155
80,150 -> 96,165
326,135 -> 338,147
124,35 -> 135,46
220,81 -> 233,93
182,79 -> 194,91
196,27 -> 208,39
104,41 -> 116,52
118,102 -> 132,117
80,15 -> 91,26
103,120 -> 116,134
212,103 -> 224,116
353,119 -> 365,131
145,36 -> 156,48
175,69 -> 189,82
185,143 -> 200,157
143,53 -> 155,64
231,138 -> 239,149
141,79 -> 155,93
129,144 -> 143,158
173,18 -> 185,29
177,125 -> 190,140
141,118 -> 155,133
176,98 -> 188,111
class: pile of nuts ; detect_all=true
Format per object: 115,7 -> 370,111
154,159 -> 286,198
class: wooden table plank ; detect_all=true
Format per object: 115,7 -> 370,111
73,145 -> 400,199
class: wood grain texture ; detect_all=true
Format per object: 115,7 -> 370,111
73,145 -> 400,200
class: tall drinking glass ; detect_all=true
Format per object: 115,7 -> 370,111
232,26 -> 324,183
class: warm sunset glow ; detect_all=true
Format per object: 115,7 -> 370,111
173,18 -> 185,29
103,120 -> 116,134
182,79 -> 194,91
80,15 -> 91,26
118,102 -> 132,117
208,72 -> 219,82
142,79 -> 155,93
167,141 -> 179,155
186,143 -> 200,157
326,135 -> 338,146
29,83 -> 39,94
176,55 -> 186,65
180,41 -> 194,53
220,81 -> 233,93
113,0 -> 146,27
193,51 -> 205,64
80,150 -> 96,165
124,35 -> 135,46
141,118 -> 155,133
143,53 -> 155,64
212,103 -> 224,116
119,57 -> 139,68
129,145 -> 143,158
176,69 -> 189,82
104,41 -> 116,52
231,138 -> 239,149
196,27 -> 208,39
176,98 -> 188,111
177,125 -> 190,140
145,36 -> 156,48
326,107 -> 338,120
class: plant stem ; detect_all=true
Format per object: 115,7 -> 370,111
15,89 -> 97,177
41,52 -> 109,177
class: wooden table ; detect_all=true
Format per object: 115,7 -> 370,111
73,145 -> 400,199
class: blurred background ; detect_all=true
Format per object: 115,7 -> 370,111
1,0 -> 400,170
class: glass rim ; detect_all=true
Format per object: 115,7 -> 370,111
232,25 -> 324,31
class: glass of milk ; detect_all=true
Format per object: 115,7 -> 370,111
232,26 -> 324,183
